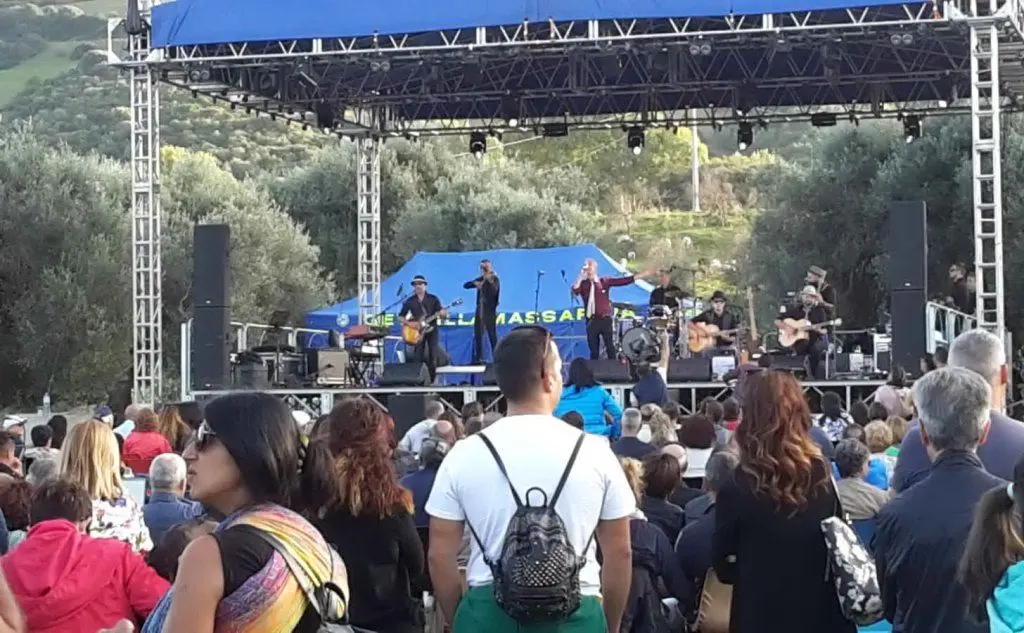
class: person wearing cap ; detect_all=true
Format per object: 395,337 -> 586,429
94,405 -> 115,426
805,265 -> 836,319
399,274 -> 448,381
2,417 -> 25,460
776,286 -> 830,379
688,290 -> 740,359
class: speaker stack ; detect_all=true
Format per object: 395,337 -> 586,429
191,225 -> 232,390
888,201 -> 928,377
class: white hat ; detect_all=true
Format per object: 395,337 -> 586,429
2,415 -> 26,430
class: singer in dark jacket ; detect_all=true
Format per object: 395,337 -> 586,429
463,259 -> 500,364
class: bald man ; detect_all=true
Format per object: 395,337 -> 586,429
432,420 -> 457,446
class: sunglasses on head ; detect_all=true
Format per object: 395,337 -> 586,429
195,421 -> 217,451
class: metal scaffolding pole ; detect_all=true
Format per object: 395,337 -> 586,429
356,110 -> 383,331
128,26 -> 162,406
969,7 -> 1006,342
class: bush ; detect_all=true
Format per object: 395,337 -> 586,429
0,33 -> 45,70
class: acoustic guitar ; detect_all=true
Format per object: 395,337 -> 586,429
687,322 -> 745,354
777,318 -> 843,348
401,298 -> 463,345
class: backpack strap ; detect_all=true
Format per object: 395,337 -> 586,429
549,432 -> 587,509
477,431 -> 524,508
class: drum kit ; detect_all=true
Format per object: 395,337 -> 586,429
614,301 -> 693,365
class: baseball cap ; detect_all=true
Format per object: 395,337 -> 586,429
2,415 -> 26,430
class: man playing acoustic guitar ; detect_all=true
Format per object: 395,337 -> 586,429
400,274 -> 448,381
688,290 -> 740,359
776,285 -> 830,379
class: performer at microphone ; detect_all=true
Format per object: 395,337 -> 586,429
399,275 -> 447,381
573,258 -> 653,360
463,259 -> 500,364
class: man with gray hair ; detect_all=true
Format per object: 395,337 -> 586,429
142,453 -> 203,545
398,400 -> 446,454
874,367 -> 1005,633
893,329 -> 1024,491
611,408 -> 656,460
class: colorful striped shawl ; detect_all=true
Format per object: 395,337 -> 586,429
142,504 -> 348,633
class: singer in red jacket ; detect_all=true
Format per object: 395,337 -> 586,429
572,258 -> 653,359
2,479 -> 169,633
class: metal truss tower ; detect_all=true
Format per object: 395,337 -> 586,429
357,109 -> 383,329
969,1 -> 1006,342
128,26 -> 162,406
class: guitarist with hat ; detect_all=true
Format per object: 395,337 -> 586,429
775,286 -> 830,379
400,274 -> 449,381
689,290 -> 740,359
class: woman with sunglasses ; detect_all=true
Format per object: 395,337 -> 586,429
142,392 -> 347,633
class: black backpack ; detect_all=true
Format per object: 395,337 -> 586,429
466,431 -> 593,624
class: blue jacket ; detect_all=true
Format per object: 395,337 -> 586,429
554,386 -> 623,437
990,560 -> 1024,633
832,458 -> 890,490
142,492 -> 204,546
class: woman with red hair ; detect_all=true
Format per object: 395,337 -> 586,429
310,398 -> 425,633
712,371 -> 855,633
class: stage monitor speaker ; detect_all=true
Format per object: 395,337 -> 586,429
379,363 -> 431,387
667,358 -> 713,382
306,349 -> 349,384
891,289 -> 927,377
767,354 -> 807,374
888,201 -> 927,292
233,360 -> 269,390
193,224 -> 231,307
482,364 -> 498,386
192,306 -> 231,389
590,359 -> 632,383
387,394 -> 428,441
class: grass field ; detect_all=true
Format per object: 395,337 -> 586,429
0,43 -> 77,107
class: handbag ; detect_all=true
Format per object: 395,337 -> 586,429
820,477 -> 884,626
253,529 -> 376,633
694,568 -> 732,633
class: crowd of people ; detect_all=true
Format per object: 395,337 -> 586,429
0,326 -> 1018,633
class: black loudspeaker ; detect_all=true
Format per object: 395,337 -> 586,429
768,354 -> 808,374
891,289 -> 927,376
379,363 -> 431,387
193,224 -> 231,307
667,358 -> 713,382
387,394 -> 428,441
888,201 -> 927,292
193,306 -> 231,389
482,364 -> 498,386
590,359 -> 632,383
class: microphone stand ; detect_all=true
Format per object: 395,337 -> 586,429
534,271 -> 544,317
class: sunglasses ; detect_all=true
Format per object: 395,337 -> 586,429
512,325 -> 552,379
195,421 -> 218,451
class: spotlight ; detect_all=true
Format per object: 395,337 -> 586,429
626,126 -> 645,155
469,131 -> 487,159
903,115 -> 922,143
737,122 -> 754,151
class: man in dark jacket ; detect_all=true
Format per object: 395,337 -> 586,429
612,408 -> 657,461
893,329 -> 1024,492
873,367 -> 1005,633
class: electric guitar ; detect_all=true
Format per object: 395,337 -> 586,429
401,298 -> 463,345
777,318 -> 843,348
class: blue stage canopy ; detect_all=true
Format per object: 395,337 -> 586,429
152,0 -> 910,48
305,244 -> 675,368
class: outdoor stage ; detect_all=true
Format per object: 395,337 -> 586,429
191,378 -> 886,418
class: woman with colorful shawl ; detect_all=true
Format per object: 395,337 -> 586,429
143,392 -> 349,633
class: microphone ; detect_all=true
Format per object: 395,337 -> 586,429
560,270 -> 567,282
395,284 -> 403,297
538,270 -> 546,276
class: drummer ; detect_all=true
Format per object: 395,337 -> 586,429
649,269 -> 686,309
689,290 -> 739,358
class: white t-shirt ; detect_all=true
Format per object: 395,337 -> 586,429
425,414 -> 635,594
398,418 -> 436,453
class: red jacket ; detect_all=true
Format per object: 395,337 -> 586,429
2,519 -> 169,633
122,430 -> 172,475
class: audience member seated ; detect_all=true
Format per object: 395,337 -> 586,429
642,404 -> 677,447
61,420 -> 152,552
675,450 -> 739,619
849,399 -> 870,428
886,415 -> 909,460
0,432 -> 21,477
663,402 -> 682,431
641,453 -> 685,544
893,330 -> 1024,492
560,410 -> 585,431
157,405 -> 194,455
865,420 -> 896,481
867,402 -> 891,425
47,415 -> 68,451
662,444 -> 705,510
398,400 -> 445,454
121,408 -> 172,476
874,367 -> 1004,633
872,365 -> 911,418
700,398 -> 730,446
632,363 -> 669,408
618,457 -> 692,631
314,398 -> 426,633
175,401 -> 204,433
838,425 -> 888,490
612,408 -> 658,460
425,326 -> 635,633
24,424 -> 60,466
833,439 -> 888,521
402,436 -> 450,530
2,479 -> 169,633
142,454 -> 203,546
147,517 -> 217,583
554,358 -> 624,439
141,392 -> 348,632
817,392 -> 853,443
461,402 -> 484,437
722,398 -> 741,432
714,370 -> 855,633
679,415 -> 716,487
0,480 -> 31,550
959,454 -> 1024,631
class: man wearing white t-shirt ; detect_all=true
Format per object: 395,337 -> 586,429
398,400 -> 445,454
426,326 -> 635,633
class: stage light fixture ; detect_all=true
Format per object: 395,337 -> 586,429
903,115 -> 922,143
737,122 -> 754,151
626,126 -> 645,155
469,131 -> 487,159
